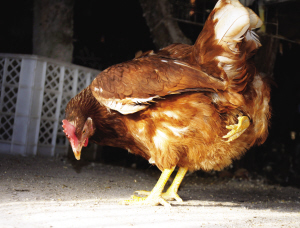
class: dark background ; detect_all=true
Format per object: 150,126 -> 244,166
1,0 -> 300,187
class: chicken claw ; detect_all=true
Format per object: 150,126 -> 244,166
223,116 -> 250,142
162,190 -> 183,202
135,189 -> 183,202
135,167 -> 188,202
122,166 -> 188,206
120,193 -> 171,207
119,167 -> 175,207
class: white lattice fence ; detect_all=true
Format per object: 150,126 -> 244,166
0,54 -> 100,157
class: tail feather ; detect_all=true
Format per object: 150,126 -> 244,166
214,1 -> 250,46
247,8 -> 263,30
243,8 -> 262,53
193,0 -> 262,93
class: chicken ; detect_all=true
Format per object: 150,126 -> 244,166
62,0 -> 271,206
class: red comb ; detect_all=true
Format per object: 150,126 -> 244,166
62,119 -> 76,139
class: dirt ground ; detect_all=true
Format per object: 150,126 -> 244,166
0,154 -> 299,228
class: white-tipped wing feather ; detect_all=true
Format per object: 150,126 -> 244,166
95,95 -> 159,115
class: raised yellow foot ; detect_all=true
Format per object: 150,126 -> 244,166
135,167 -> 188,202
223,116 -> 250,142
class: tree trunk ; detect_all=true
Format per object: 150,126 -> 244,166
139,0 -> 192,50
33,0 -> 74,62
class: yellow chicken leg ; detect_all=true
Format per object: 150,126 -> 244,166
121,166 -> 175,207
163,167 -> 188,202
136,167 -> 188,202
223,116 -> 250,142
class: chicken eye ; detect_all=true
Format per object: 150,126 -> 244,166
82,130 -> 86,134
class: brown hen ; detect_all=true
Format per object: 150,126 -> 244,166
63,0 -> 271,206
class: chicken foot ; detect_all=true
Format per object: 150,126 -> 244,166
135,167 -> 188,202
223,116 -> 250,142
120,166 -> 176,207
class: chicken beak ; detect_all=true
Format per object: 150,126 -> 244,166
70,142 -> 82,160
74,150 -> 81,160
70,138 -> 88,160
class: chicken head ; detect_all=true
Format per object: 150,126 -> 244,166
62,117 -> 94,160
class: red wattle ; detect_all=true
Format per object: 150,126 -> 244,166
84,138 -> 88,147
